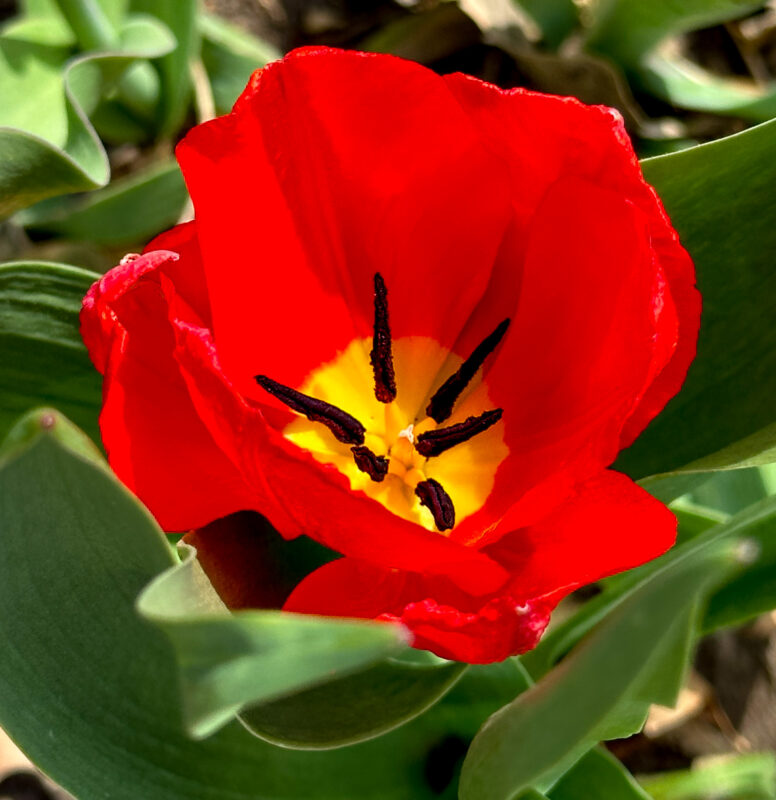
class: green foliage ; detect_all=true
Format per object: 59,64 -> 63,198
550,747 -> 652,800
458,532 -> 739,799
0,409 -> 529,799
199,12 -> 279,114
0,7 -> 176,216
585,0 -> 762,66
516,0 -> 578,48
130,0 -> 198,135
239,654 -> 467,748
18,157 -> 188,244
583,0 -> 776,121
2,3 -> 776,798
640,753 -> 776,800
522,496 -> 776,680
617,117 -> 776,479
138,540 -> 414,740
0,261 -> 100,442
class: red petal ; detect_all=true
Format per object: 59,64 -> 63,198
452,177 -> 670,545
443,73 -> 699,448
80,250 -> 257,531
284,557 -> 552,663
283,557 -> 411,619
168,320 -> 510,596
484,469 -> 677,600
617,233 -> 699,448
143,220 -> 213,329
176,48 -> 511,412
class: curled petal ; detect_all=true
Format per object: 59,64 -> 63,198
80,249 -> 257,531
283,557 -> 552,663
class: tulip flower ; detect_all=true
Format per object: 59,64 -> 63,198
81,47 -> 699,663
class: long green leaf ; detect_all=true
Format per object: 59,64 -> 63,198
522,497 -> 776,681
617,118 -> 776,479
639,753 -> 776,800
137,542 -> 407,739
131,0 -> 197,134
0,409 -> 529,799
19,157 -> 188,245
585,0 -> 762,66
240,655 -> 467,749
584,0 -> 776,121
459,534 -> 739,799
199,12 -> 279,114
550,747 -> 653,800
0,260 -> 100,441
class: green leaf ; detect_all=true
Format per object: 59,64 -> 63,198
524,495 -> 776,687
0,12 -> 175,216
520,503 -> 724,679
688,467 -> 768,516
639,753 -> 776,800
585,0 -> 762,67
638,51 -> 776,123
137,541 -> 408,739
131,0 -> 198,135
583,0 -> 776,121
53,0 -> 121,50
515,0 -> 578,48
459,534 -> 739,800
617,118 -> 776,479
240,655 -> 466,749
0,410 -> 530,799
669,501 -> 729,545
362,3 -> 480,66
639,472 -> 712,505
199,12 -> 279,115
550,747 -> 653,800
702,503 -> 776,633
0,260 -> 101,442
19,157 -> 188,245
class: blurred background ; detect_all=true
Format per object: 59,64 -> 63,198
2,1 -> 776,798
4,0 -> 776,272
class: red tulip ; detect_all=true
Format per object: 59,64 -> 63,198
81,47 -> 699,663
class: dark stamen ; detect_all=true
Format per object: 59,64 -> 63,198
351,445 -> 389,482
255,374 -> 365,445
426,319 -> 510,423
415,478 -> 455,531
370,273 -> 397,403
415,409 -> 503,457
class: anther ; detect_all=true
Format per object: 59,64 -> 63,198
351,445 -> 389,482
255,374 -> 366,445
370,273 -> 397,403
426,319 -> 510,423
415,478 -> 455,531
415,409 -> 503,457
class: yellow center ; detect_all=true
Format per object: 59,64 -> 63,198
284,336 -> 508,533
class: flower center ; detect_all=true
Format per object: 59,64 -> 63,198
255,274 -> 509,533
